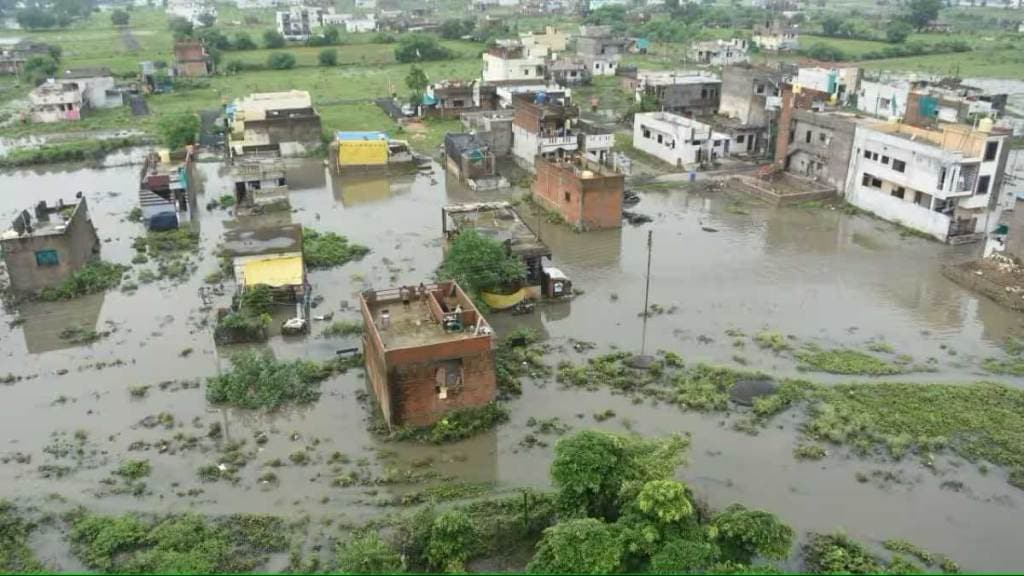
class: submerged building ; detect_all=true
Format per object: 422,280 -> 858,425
1,196 -> 100,293
532,154 -> 624,230
360,280 -> 496,429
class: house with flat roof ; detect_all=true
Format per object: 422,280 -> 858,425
58,67 -> 122,109
1,196 -> 100,294
138,149 -> 197,230
228,90 -> 323,158
482,43 -> 547,83
360,280 -> 496,429
844,121 -> 1012,243
421,80 -> 499,118
511,91 -> 580,169
625,69 -> 722,117
533,153 -> 624,230
442,202 -> 553,298
795,66 -> 860,106
633,112 -> 732,167
461,109 -> 514,157
329,131 -> 412,174
29,81 -> 82,123
576,24 -> 628,76
444,133 -> 507,191
232,158 -> 289,212
689,39 -> 749,67
222,223 -> 306,298
520,26 -> 569,55
752,19 -> 799,51
0,40 -> 53,75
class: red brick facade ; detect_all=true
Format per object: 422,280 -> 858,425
360,282 -> 497,429
533,156 -> 624,230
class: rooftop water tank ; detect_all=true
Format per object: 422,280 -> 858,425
978,117 -> 993,133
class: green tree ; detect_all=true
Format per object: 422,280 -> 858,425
168,16 -> 193,39
196,12 -> 215,27
820,14 -> 843,36
110,9 -> 129,26
439,18 -> 473,39
317,47 -> 337,66
437,229 -> 526,298
425,510 -> 476,572
650,538 -> 721,573
15,8 -> 57,29
394,33 -> 452,63
904,0 -> 943,30
550,430 -> 688,521
527,518 -> 623,574
336,532 -> 405,573
20,55 -> 57,85
323,26 -> 340,44
619,480 -> 701,558
157,112 -> 199,150
196,28 -> 230,50
232,32 -> 256,50
711,504 -> 794,564
266,51 -> 296,69
885,20 -> 913,43
263,29 -> 286,49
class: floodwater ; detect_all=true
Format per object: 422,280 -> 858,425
2,156 -> 1024,570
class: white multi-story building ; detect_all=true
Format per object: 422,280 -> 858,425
166,0 -> 217,26
276,6 -> 328,40
29,81 -> 82,123
510,91 -> 579,169
752,21 -> 799,51
59,68 -> 121,109
688,39 -> 749,66
844,121 -> 1012,243
482,44 -> 547,83
632,112 -> 732,167
857,79 -> 911,120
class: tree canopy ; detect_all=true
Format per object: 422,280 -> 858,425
110,9 -> 129,26
157,112 -> 199,150
526,518 -> 623,574
437,229 -> 526,298
394,34 -> 452,63
904,0 -> 943,31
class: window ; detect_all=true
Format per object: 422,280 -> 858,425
891,187 -> 905,200
564,191 -> 571,202
523,68 -> 530,76
643,128 -> 651,139
938,167 -> 947,189
984,141 -> 999,162
976,175 -> 991,196
818,132 -> 827,143
882,155 -> 890,165
862,173 -> 882,188
805,130 -> 812,143
864,149 -> 871,159
35,249 -> 59,267
657,134 -> 663,144
788,130 -> 795,144
736,134 -> 746,144
755,84 -> 766,95
892,159 -> 906,173
434,360 -> 463,400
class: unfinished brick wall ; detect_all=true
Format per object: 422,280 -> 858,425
533,158 -> 623,230
388,351 -> 497,428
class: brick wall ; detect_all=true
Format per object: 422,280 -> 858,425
1,199 -> 99,293
533,158 -> 623,230
389,351 -> 497,427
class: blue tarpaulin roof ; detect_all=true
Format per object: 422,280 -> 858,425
421,94 -> 438,106
336,131 -> 388,141
634,38 -> 650,50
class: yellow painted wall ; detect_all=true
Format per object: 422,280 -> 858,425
338,140 -> 388,167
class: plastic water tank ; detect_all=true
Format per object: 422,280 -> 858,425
978,117 -> 994,133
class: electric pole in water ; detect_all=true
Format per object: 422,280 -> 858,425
638,227 -> 647,354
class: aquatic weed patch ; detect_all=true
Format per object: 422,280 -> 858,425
494,328 -> 552,396
794,346 -> 905,376
393,403 -> 510,444
206,350 -> 359,409
0,501 -> 43,572
38,261 -> 128,301
980,337 -> 1024,376
556,351 -> 767,412
67,511 -> 289,573
303,228 -> 369,269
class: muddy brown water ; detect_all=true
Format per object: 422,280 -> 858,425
2,157 -> 1024,570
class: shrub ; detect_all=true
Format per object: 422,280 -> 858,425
394,34 -> 453,63
262,29 -> 285,49
527,518 -> 623,574
0,501 -> 43,572
303,228 -> 369,269
318,47 -> 338,66
425,510 -> 476,572
267,52 -> 296,70
38,261 -> 128,301
336,532 -> 405,573
205,350 -> 337,409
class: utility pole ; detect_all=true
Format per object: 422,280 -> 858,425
641,229 -> 653,355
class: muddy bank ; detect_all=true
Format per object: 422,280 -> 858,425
943,252 -> 1024,312
1,159 -> 1024,570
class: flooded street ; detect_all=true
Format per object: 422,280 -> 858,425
2,157 -> 1024,569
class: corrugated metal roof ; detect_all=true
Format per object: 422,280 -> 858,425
336,131 -> 388,141
242,255 -> 304,287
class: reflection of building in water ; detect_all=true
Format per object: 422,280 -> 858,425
283,159 -> 327,192
1,196 -> 99,293
332,174 -> 392,206
17,292 -> 105,354
531,209 -> 623,272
